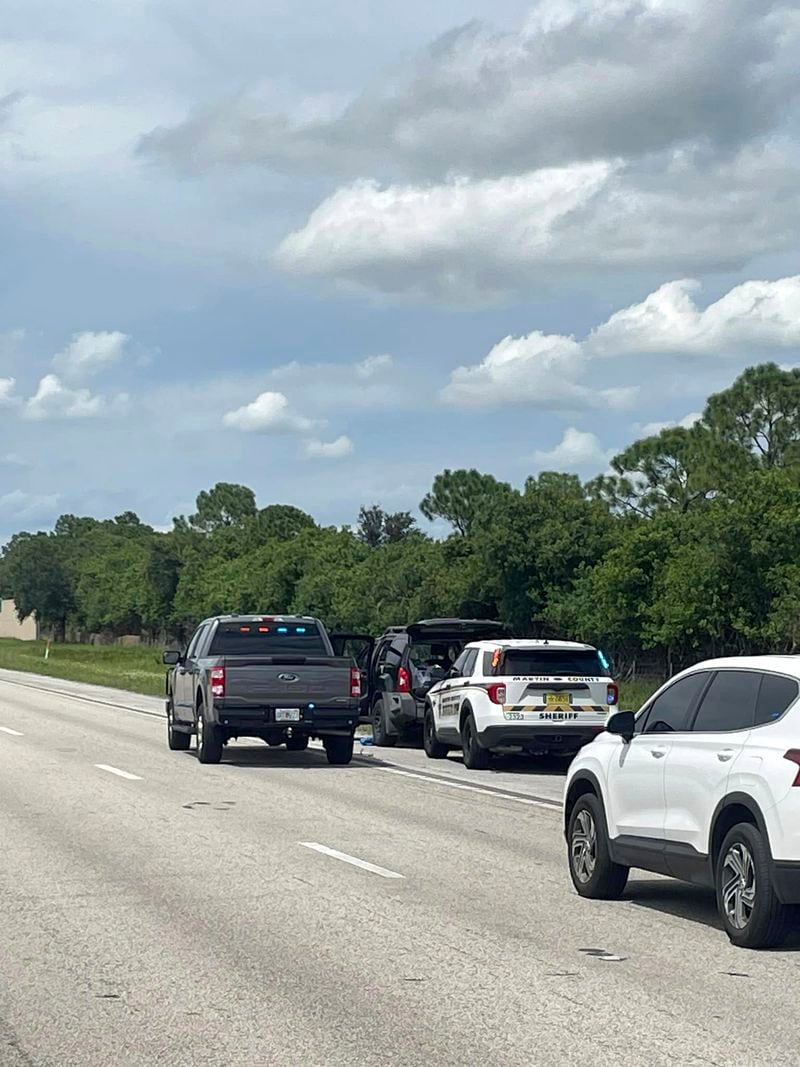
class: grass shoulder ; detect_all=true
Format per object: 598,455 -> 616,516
0,638 -> 166,697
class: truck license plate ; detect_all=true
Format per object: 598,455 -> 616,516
276,708 -> 301,722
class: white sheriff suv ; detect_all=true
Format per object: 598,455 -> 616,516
423,639 -> 618,768
564,656 -> 800,949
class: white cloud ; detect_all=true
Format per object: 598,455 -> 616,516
0,378 -> 16,405
587,277 -> 800,357
533,428 -> 612,471
146,2 -> 800,181
52,330 -> 129,379
303,435 -> 354,460
275,163 -> 615,306
274,151 -> 800,307
638,412 -> 703,437
23,374 -> 127,421
441,330 -> 637,412
222,391 -> 317,434
355,354 -> 392,379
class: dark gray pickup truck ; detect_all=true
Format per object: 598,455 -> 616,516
163,614 -> 361,765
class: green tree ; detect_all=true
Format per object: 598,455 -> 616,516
420,469 -> 512,535
189,482 -> 257,532
703,362 -> 800,469
357,504 -> 418,547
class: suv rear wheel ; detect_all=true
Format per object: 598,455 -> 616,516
423,707 -> 449,759
716,823 -> 792,949
461,712 -> 490,770
372,698 -> 396,748
286,734 -> 309,752
567,793 -> 629,899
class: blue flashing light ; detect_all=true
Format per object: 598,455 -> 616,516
277,626 -> 288,633
598,649 -> 610,671
296,627 -> 307,633
308,702 -> 316,710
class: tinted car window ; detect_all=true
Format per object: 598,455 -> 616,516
499,650 -> 605,675
692,670 -> 760,733
755,674 -> 799,726
643,672 -> 708,733
450,649 -> 471,677
185,624 -> 208,660
462,649 -> 479,678
209,623 -> 326,656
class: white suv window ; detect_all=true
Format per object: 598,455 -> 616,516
692,670 -> 760,733
755,673 -> 799,725
640,671 -> 709,733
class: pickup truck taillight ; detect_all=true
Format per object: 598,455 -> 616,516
607,683 -> 619,706
486,683 -> 506,705
350,666 -> 362,698
210,667 -> 226,698
397,666 -> 411,693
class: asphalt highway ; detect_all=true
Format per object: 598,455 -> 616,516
1,668 -> 797,1066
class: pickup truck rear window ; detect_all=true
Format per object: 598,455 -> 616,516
498,650 -> 606,676
209,624 -> 327,656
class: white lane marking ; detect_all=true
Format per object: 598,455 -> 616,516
0,726 -> 23,736
300,842 -> 404,880
379,767 -> 561,811
94,763 -> 143,781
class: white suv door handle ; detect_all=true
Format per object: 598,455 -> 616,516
717,749 -> 735,762
650,747 -> 668,759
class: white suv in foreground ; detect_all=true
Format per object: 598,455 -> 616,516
424,639 -> 617,767
564,656 -> 800,948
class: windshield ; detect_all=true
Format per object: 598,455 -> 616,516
209,623 -> 327,657
498,649 -> 607,676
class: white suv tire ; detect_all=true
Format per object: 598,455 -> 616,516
716,823 -> 792,950
567,793 -> 629,900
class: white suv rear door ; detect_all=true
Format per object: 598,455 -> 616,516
606,672 -> 709,841
663,670 -> 760,854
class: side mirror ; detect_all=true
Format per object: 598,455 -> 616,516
606,709 -> 635,743
163,650 -> 182,666
447,667 -> 461,679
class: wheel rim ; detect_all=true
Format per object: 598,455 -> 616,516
571,809 -> 597,884
196,712 -> 204,750
722,842 -> 756,930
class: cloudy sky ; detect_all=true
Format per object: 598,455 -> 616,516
1,0 -> 800,539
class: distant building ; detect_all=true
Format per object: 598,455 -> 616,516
0,599 -> 39,641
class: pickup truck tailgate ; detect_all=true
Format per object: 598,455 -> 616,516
220,657 -> 353,707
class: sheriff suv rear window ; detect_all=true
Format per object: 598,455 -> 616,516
498,650 -> 606,676
209,623 -> 327,656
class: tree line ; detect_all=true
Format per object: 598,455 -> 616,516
3,362 -> 800,676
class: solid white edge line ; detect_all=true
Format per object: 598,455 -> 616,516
0,726 -> 23,736
94,763 -> 143,781
379,767 -> 561,811
300,842 -> 404,880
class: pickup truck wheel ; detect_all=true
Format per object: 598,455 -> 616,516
195,701 -> 223,764
372,699 -> 396,748
286,735 -> 309,752
461,713 -> 490,770
423,708 -> 449,760
324,735 -> 354,765
167,697 -> 190,751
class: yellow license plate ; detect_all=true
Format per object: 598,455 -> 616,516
546,692 -> 572,707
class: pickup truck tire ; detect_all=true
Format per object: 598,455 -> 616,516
372,698 -> 397,748
423,708 -> 449,760
324,735 -> 354,765
195,699 -> 223,764
167,697 -> 191,751
462,712 -> 490,770
286,735 -> 309,752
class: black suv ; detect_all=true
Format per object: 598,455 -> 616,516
368,619 -> 507,746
